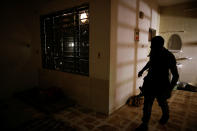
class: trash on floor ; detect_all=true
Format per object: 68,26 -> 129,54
177,82 -> 197,92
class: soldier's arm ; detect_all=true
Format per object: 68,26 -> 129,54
138,61 -> 150,77
170,55 -> 179,88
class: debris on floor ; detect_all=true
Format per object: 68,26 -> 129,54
177,82 -> 197,92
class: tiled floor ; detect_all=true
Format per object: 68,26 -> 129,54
1,90 -> 197,131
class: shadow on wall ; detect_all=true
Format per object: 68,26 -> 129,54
111,0 -> 159,111
113,0 -> 137,109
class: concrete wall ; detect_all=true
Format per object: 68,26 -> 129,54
109,0 -> 159,113
37,0 -> 110,114
0,1 -> 39,99
160,2 -> 197,85
0,0 -> 160,114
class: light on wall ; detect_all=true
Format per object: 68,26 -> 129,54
80,12 -> 87,23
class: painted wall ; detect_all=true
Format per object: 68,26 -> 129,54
0,0 -> 160,114
37,0 -> 110,114
0,1 -> 39,99
110,0 -> 159,113
160,2 -> 197,85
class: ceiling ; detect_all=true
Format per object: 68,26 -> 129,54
157,0 -> 197,6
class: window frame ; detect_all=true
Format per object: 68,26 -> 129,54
40,4 -> 89,76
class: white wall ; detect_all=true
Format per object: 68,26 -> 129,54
110,0 -> 159,113
37,0 -> 110,114
160,2 -> 197,85
0,0 -> 161,114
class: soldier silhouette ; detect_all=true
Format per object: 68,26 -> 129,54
136,36 -> 179,131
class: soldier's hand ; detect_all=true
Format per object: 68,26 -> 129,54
138,71 -> 143,77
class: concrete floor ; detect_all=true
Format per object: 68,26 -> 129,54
1,90 -> 197,131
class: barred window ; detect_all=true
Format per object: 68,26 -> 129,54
40,4 -> 89,76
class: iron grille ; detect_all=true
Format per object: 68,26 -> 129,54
40,4 -> 89,76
